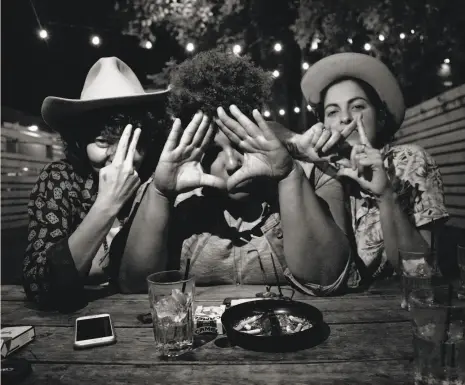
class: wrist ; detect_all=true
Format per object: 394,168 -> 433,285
376,185 -> 397,204
150,181 -> 176,201
93,196 -> 120,218
278,160 -> 301,183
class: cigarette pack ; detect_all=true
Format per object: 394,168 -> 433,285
1,326 -> 35,358
194,305 -> 226,335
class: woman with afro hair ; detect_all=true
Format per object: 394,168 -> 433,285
126,49 -> 353,295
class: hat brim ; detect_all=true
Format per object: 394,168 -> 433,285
41,88 -> 170,132
300,53 -> 405,127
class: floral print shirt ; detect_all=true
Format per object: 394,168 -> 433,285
347,144 -> 449,286
23,160 -> 145,309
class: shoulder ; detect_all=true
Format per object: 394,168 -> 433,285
33,160 -> 97,199
387,144 -> 438,168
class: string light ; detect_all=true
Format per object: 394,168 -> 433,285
311,40 -> 319,51
364,43 -> 372,51
186,42 -> 195,52
307,105 -> 312,111
38,29 -> 48,39
144,41 -> 153,49
302,62 -> 309,70
263,110 -> 271,118
272,70 -> 280,78
347,38 -> 353,44
400,33 -> 406,39
279,109 -> 285,116
28,125 -> 39,132
378,34 -> 385,41
444,58 -> 450,64
273,43 -> 283,52
233,44 -> 242,55
411,29 -> 415,34
91,35 -> 101,46
22,167 -> 29,172
294,107 -> 300,113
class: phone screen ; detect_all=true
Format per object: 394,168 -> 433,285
76,316 -> 113,341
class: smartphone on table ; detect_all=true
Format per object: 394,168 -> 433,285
73,314 -> 116,350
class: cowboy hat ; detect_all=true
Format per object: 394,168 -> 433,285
301,53 -> 405,126
41,56 -> 170,131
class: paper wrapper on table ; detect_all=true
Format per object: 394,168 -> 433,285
1,326 -> 35,358
194,305 -> 226,335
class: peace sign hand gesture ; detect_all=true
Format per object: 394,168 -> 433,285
97,124 -> 142,211
153,112 -> 226,196
216,105 -> 295,191
335,114 -> 391,197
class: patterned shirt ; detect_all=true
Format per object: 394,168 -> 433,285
169,161 -> 352,296
348,144 -> 449,285
23,160 -> 144,309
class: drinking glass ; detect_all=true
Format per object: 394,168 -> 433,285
409,287 -> 465,385
147,270 -> 195,357
399,249 -> 433,310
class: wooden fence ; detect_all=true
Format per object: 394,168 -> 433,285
1,122 -> 63,229
394,84 -> 465,229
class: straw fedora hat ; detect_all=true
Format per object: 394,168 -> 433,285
301,53 -> 405,126
41,56 -> 170,131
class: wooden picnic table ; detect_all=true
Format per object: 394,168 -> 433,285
1,281 -> 414,384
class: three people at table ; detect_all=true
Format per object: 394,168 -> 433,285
23,50 -> 447,308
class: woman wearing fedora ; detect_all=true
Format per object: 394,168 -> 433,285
284,52 -> 449,288
23,57 -> 170,309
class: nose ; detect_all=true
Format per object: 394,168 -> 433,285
340,109 -> 353,125
225,149 -> 243,176
105,145 -> 118,165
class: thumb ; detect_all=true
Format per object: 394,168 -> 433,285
336,167 -> 360,182
226,169 -> 257,191
199,173 -> 227,190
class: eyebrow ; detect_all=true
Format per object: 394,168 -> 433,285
324,97 -> 368,111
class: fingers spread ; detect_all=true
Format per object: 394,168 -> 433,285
113,124 -> 133,164
179,111 -> 204,146
191,115 -> 211,147
356,114 -> 371,147
217,107 -> 247,140
314,128 -> 331,152
322,130 -> 341,153
164,119 -> 183,152
124,128 -> 141,169
229,105 -> 261,137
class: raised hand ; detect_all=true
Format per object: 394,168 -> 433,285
336,114 -> 391,196
216,105 -> 295,191
153,112 -> 226,196
286,121 -> 356,165
97,124 -> 142,210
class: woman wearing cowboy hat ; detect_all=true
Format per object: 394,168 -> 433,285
23,57 -> 170,309
283,53 -> 449,291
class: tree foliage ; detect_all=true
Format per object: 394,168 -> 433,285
116,0 -> 465,106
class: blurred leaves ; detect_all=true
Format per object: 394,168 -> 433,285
116,0 -> 465,106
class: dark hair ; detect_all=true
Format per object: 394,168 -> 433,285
168,49 -> 272,124
60,104 -> 169,181
316,77 -> 398,147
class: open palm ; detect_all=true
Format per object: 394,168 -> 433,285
216,105 -> 294,190
154,113 -> 226,195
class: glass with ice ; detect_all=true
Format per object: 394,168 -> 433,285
147,271 -> 194,357
399,249 -> 433,310
409,287 -> 465,385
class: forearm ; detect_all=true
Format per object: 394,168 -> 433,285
278,163 -> 350,285
118,183 -> 171,293
68,199 -> 118,277
378,188 -> 430,268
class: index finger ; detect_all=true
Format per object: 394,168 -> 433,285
113,124 -> 133,164
124,128 -> 141,169
356,114 -> 371,147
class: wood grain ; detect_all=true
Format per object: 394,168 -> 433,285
13,322 -> 412,365
21,360 -> 414,385
1,296 -> 408,327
